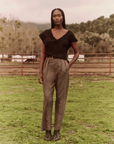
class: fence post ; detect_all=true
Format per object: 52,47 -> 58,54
109,54 -> 111,75
21,54 -> 23,76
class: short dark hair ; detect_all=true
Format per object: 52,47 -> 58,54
51,8 -> 66,29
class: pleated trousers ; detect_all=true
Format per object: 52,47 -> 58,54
42,57 -> 69,131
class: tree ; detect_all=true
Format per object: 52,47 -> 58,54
0,17 -> 41,54
108,28 -> 114,39
77,40 -> 92,53
94,41 -> 111,53
97,16 -> 105,21
100,33 -> 110,41
83,31 -> 102,48
79,22 -> 86,33
110,14 -> 114,19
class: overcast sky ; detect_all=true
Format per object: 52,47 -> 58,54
0,0 -> 114,24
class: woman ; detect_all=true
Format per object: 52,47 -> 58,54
38,8 -> 79,141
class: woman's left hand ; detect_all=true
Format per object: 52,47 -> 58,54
38,73 -> 43,84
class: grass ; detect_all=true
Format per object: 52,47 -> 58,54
0,76 -> 114,143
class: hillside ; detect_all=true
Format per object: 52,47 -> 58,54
67,14 -> 114,37
26,13 -> 114,37
26,22 -> 51,31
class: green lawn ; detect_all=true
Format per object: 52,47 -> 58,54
0,76 -> 114,144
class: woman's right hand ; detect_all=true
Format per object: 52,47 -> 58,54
38,43 -> 46,84
38,73 -> 43,84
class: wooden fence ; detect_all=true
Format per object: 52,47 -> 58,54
70,53 -> 114,76
0,53 -> 114,76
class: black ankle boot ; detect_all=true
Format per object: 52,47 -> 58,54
44,130 -> 51,141
53,130 -> 60,141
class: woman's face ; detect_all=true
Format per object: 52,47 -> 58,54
52,9 -> 63,26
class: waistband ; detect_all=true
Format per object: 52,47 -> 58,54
46,55 -> 60,59
46,55 -> 69,63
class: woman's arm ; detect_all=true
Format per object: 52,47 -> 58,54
69,42 -> 79,67
38,43 -> 46,84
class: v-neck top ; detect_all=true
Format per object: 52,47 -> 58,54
39,29 -> 78,60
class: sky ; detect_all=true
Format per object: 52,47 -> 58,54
0,0 -> 114,24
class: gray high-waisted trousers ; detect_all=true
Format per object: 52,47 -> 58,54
42,57 -> 69,131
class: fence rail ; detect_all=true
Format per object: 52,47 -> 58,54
0,53 -> 114,76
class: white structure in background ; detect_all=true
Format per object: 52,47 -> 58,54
12,55 -> 21,62
0,54 -> 8,58
12,55 -> 36,62
0,54 -> 8,62
68,54 -> 84,62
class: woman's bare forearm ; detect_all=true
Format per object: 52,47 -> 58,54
69,42 -> 79,67
69,51 -> 79,66
39,44 -> 46,74
39,53 -> 46,74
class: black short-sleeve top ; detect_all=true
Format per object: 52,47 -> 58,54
39,29 -> 77,60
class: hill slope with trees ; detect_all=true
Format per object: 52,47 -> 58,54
0,17 -> 42,55
67,14 -> 114,53
0,13 -> 114,55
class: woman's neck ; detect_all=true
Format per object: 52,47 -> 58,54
53,25 -> 64,30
